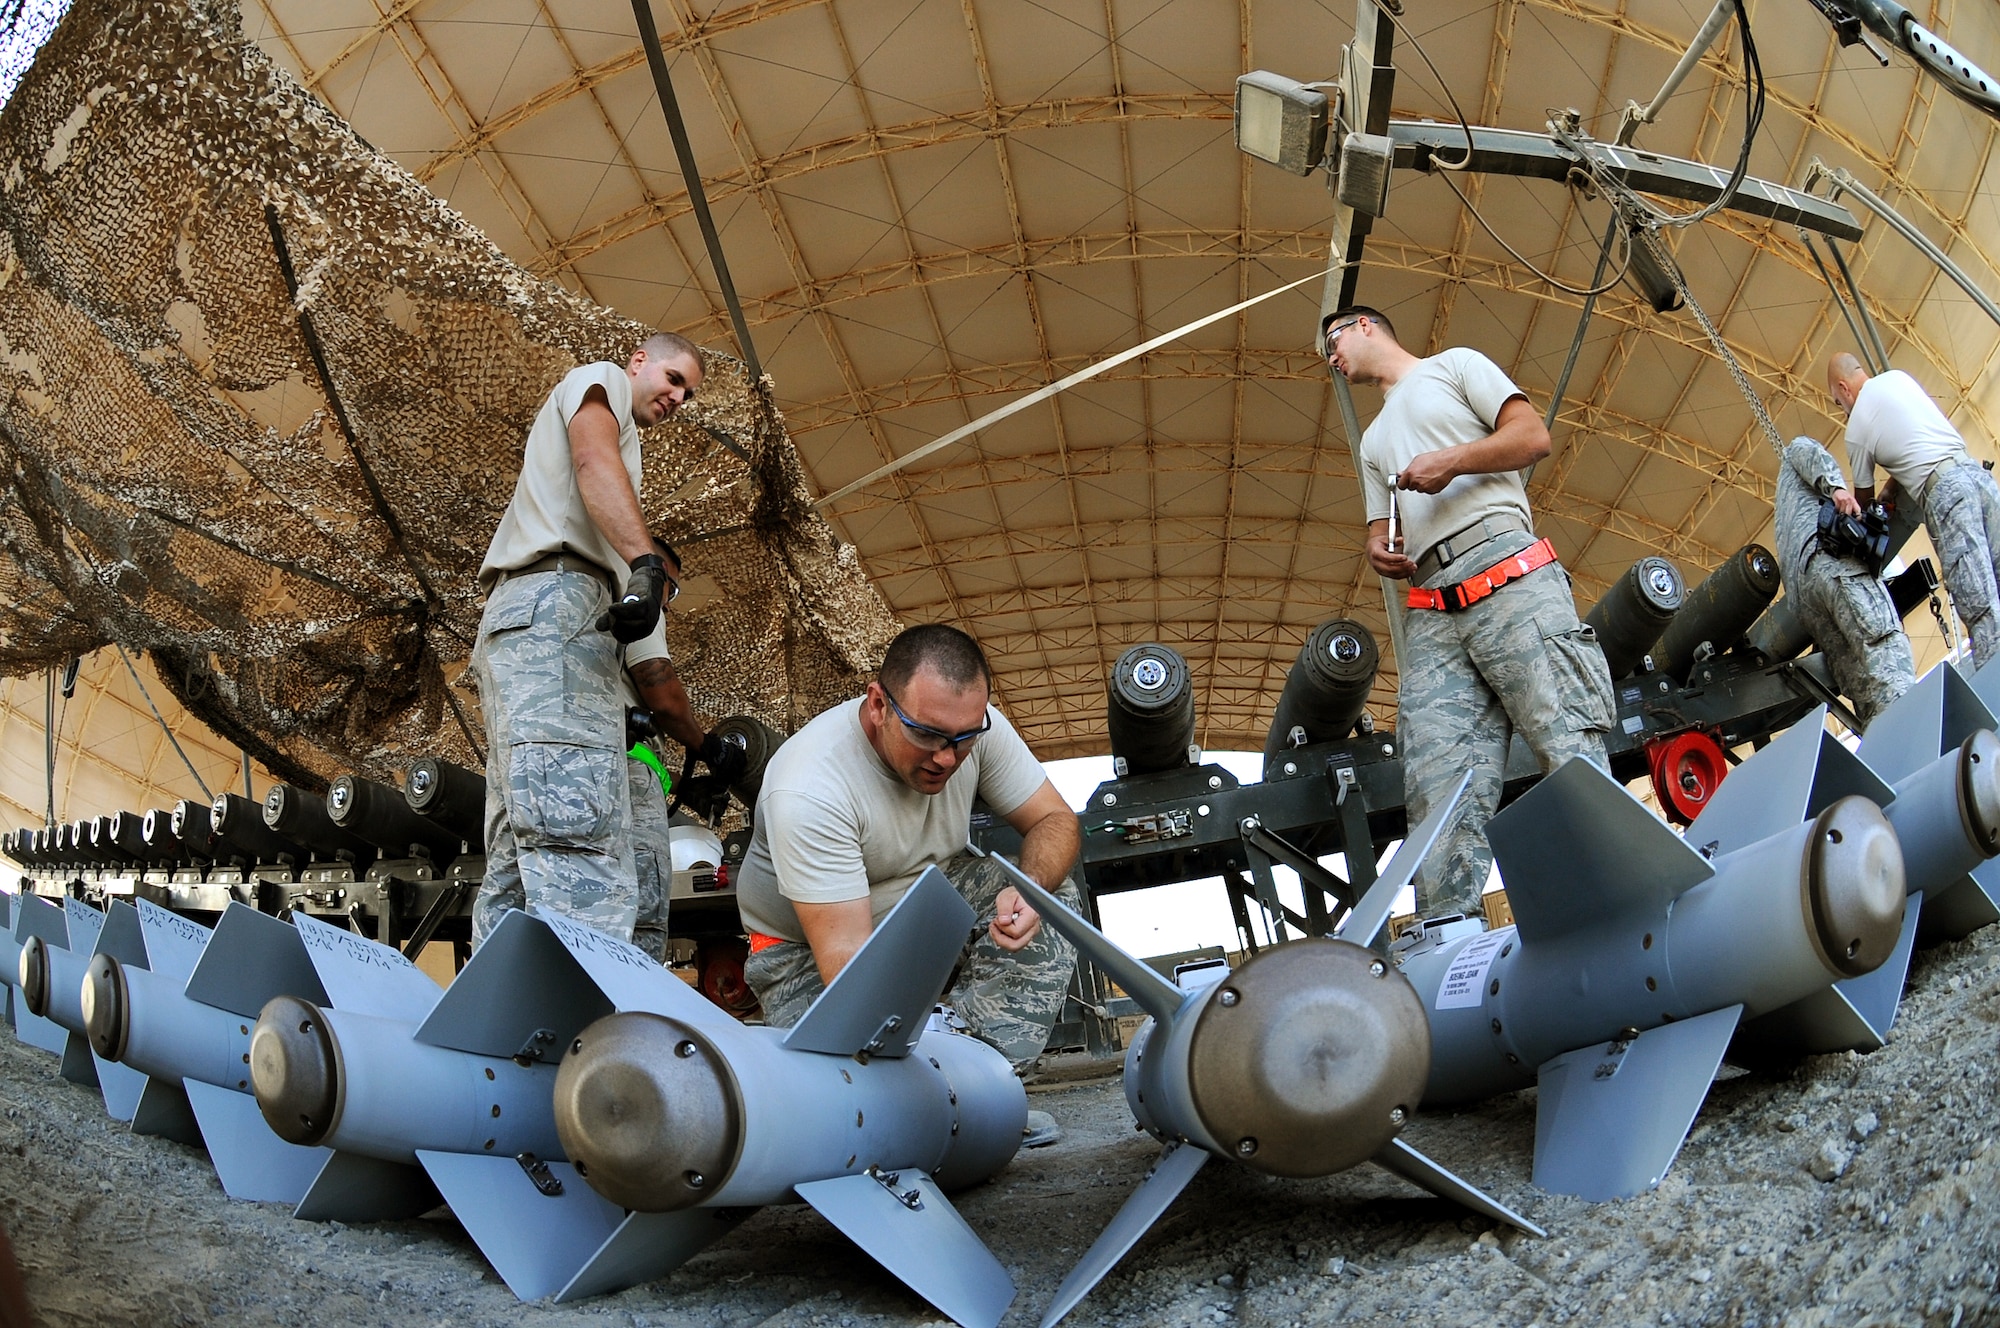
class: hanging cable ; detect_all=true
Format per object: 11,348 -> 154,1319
1370,2 -> 1636,297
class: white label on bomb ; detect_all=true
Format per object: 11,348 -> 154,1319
1435,929 -> 1511,1010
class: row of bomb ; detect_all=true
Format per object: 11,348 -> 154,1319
2,715 -> 787,963
5,652 -> 1998,1326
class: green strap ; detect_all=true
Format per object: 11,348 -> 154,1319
628,742 -> 672,797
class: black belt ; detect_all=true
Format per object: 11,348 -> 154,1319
501,552 -> 614,591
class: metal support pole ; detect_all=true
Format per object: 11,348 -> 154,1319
114,642 -> 213,802
1800,231 -> 1886,373
631,0 -> 763,384
43,667 -> 55,829
1223,870 -> 1262,957
242,751 -> 253,800
1334,372 -> 1410,678
1824,237 -> 1893,371
1812,161 -> 2000,333
1618,0 -> 1735,145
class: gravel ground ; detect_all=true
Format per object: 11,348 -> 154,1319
2,923 -> 1997,1328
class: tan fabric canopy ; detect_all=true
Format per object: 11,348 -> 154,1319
1,0 -> 1994,825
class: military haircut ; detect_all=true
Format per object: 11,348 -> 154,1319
880,623 -> 991,695
638,330 -> 702,367
1325,304 -> 1399,344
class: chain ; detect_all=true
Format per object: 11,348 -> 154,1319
1638,225 -> 1784,455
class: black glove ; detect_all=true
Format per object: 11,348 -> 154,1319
596,553 -> 667,643
698,730 -> 749,784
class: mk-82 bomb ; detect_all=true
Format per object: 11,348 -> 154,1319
91,816 -> 140,868
1585,557 -> 1686,680
1106,643 -> 1196,775
1650,543 -> 1781,683
209,791 -> 308,867
13,894 -> 155,1112
262,784 -> 375,871
105,811 -> 163,867
404,757 -> 484,845
171,798 -> 236,867
326,774 -> 464,864
1681,674 -> 2000,1065
146,806 -> 208,867
1396,728 -> 1906,1202
396,872 -> 1028,1319
1261,619 -> 1379,773
1744,592 -> 1812,665
983,780 -> 1540,1328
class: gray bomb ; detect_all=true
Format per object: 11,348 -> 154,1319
983,778 -> 1541,1328
1398,728 -> 1905,1201
490,869 -> 1025,1324
247,915 -> 557,1168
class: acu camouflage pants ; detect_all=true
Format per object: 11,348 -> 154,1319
744,851 -> 1082,1073
1922,460 -> 2000,669
469,569 -> 637,950
1793,557 -> 1917,731
628,752 -> 672,963
1400,536 -> 1616,921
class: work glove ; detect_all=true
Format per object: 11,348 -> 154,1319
698,730 -> 749,784
597,553 -> 667,643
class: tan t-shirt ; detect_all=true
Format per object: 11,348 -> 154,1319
1359,347 -> 1535,567
478,362 -> 641,592
734,698 -> 1050,941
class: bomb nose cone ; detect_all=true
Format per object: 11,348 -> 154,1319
17,935 -> 48,1017
1958,730 -> 2000,856
82,953 -> 128,1060
250,995 -> 341,1145
1808,795 -> 1906,978
1187,938 -> 1430,1178
554,1013 -> 742,1212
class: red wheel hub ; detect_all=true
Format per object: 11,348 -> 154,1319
1647,729 -> 1729,826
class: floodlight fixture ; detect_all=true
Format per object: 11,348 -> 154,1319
1234,71 -> 1331,176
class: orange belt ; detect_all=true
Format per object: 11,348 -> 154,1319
1406,538 -> 1559,613
747,931 -> 789,955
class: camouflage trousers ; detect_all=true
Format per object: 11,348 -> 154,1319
744,851 -> 1082,1073
1922,460 -> 2000,669
1401,538 -> 1615,921
629,753 -> 671,963
1793,557 -> 1917,731
469,569 -> 636,950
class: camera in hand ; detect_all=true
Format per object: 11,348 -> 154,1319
1816,497 -> 1892,575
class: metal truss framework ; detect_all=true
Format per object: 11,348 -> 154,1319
242,0 -> 2000,757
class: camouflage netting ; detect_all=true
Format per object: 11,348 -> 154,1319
0,0 -> 901,791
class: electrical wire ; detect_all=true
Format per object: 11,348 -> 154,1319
1368,1 -> 1635,297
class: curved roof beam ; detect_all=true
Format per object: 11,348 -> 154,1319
525,93 -> 1233,277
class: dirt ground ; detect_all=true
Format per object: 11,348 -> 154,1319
2,920 -> 1998,1328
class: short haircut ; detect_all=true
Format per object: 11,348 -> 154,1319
639,331 -> 702,368
1324,305 -> 1398,344
879,624 -> 991,695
